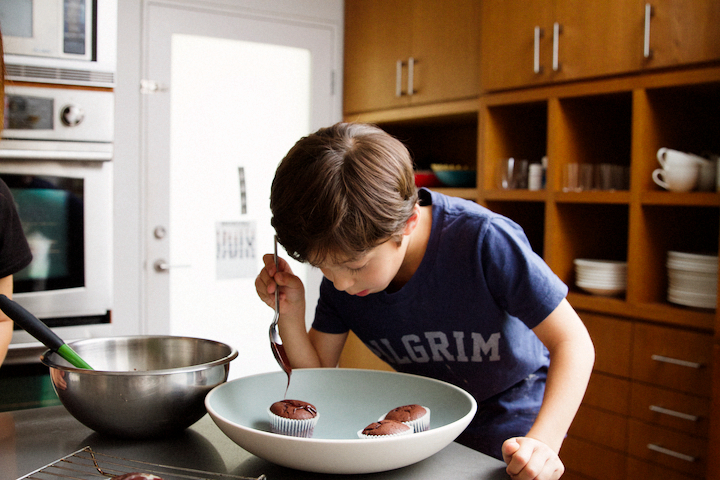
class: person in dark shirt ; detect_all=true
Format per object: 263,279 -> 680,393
0,28 -> 33,364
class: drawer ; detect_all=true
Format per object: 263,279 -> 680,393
626,458 -> 698,480
562,436 -> 626,480
568,404 -> 628,451
630,382 -> 710,438
631,322 -> 712,396
627,419 -> 706,477
583,372 -> 630,415
580,312 -> 632,377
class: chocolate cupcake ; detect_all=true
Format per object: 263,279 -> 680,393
358,419 -> 412,439
382,404 -> 431,433
268,399 -> 319,438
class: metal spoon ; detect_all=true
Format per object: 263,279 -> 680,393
269,236 -> 292,386
0,294 -> 93,369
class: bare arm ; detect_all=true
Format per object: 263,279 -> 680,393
256,253 -> 347,369
503,298 -> 595,479
0,275 -> 14,365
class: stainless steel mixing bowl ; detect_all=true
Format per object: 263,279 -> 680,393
40,335 -> 238,438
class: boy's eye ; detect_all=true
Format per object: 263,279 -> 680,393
348,265 -> 365,274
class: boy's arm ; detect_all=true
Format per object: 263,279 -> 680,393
0,275 -> 13,365
503,298 -> 595,479
256,253 -> 347,369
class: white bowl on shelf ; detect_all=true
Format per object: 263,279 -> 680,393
574,258 -> 627,296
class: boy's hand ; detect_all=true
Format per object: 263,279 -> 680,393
255,253 -> 305,316
501,437 -> 565,480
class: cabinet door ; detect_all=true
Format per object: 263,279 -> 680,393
644,0 -> 720,69
344,0 -> 412,114
481,0 -> 554,91
410,0 -> 481,105
553,0 -> 643,81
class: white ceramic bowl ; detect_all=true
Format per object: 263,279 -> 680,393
205,368 -> 477,474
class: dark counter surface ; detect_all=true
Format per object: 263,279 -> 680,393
0,406 -> 509,480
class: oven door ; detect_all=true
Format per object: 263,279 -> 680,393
0,159 -> 113,349
0,0 -> 93,61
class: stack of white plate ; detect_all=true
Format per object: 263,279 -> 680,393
667,251 -> 717,309
574,259 -> 627,296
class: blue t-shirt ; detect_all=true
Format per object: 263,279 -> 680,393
312,188 -> 568,457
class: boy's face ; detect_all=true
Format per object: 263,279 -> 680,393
316,238 -> 407,297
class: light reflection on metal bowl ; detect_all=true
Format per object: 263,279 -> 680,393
41,336 -> 237,438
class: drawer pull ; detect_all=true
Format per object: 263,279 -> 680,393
647,444 -> 696,463
552,22 -> 561,72
644,3 -> 653,58
533,26 -> 543,74
396,60 -> 404,97
649,405 -> 699,422
651,354 -> 703,369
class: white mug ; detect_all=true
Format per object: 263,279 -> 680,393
657,147 -> 705,169
652,165 -> 699,192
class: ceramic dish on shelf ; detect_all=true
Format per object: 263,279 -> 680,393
574,258 -> 627,296
430,164 -> 477,188
205,368 -> 477,474
414,170 -> 442,188
666,251 -> 717,309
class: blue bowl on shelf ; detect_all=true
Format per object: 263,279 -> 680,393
431,165 -> 477,188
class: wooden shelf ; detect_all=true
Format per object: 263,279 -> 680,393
554,191 -> 631,204
567,292 -> 716,332
344,98 -> 479,125
640,191 -> 720,207
482,189 -> 548,202
430,187 -> 478,200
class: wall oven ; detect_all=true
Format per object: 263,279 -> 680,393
0,84 -> 113,362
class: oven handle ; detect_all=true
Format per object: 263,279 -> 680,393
0,139 -> 113,161
0,149 -> 112,161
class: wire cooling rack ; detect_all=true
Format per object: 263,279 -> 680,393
18,446 -> 266,480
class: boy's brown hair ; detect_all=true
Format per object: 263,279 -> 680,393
271,122 -> 418,265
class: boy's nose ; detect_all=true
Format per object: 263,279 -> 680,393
330,273 -> 354,292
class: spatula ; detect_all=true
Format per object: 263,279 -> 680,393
0,294 -> 93,369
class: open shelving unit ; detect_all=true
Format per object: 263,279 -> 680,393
344,61 -> 720,479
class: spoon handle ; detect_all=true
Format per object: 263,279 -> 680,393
274,236 -> 279,312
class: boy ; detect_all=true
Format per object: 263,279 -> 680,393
256,123 -> 594,480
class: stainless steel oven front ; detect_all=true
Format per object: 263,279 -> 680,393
0,84 -> 113,361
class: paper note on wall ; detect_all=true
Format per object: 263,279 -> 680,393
216,221 -> 256,279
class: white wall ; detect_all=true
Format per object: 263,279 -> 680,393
113,0 -> 343,337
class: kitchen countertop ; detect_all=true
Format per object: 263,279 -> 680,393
0,406 -> 509,480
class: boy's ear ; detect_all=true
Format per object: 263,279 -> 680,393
402,204 -> 422,235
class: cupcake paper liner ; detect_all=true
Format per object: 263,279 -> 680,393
357,426 -> 414,439
380,406 -> 431,433
267,408 -> 319,438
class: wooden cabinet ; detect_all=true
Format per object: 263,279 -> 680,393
342,1 -> 720,477
481,0 -> 720,92
644,0 -> 720,70
570,312 -> 712,479
344,0 -> 480,114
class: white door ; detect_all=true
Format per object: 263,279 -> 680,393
143,3 -> 337,378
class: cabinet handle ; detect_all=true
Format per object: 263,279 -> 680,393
649,405 -> 699,422
408,57 -> 416,95
647,444 -> 696,463
552,22 -> 561,72
396,60 -> 404,97
651,354 -> 703,369
534,26 -> 543,74
644,3 -> 653,58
